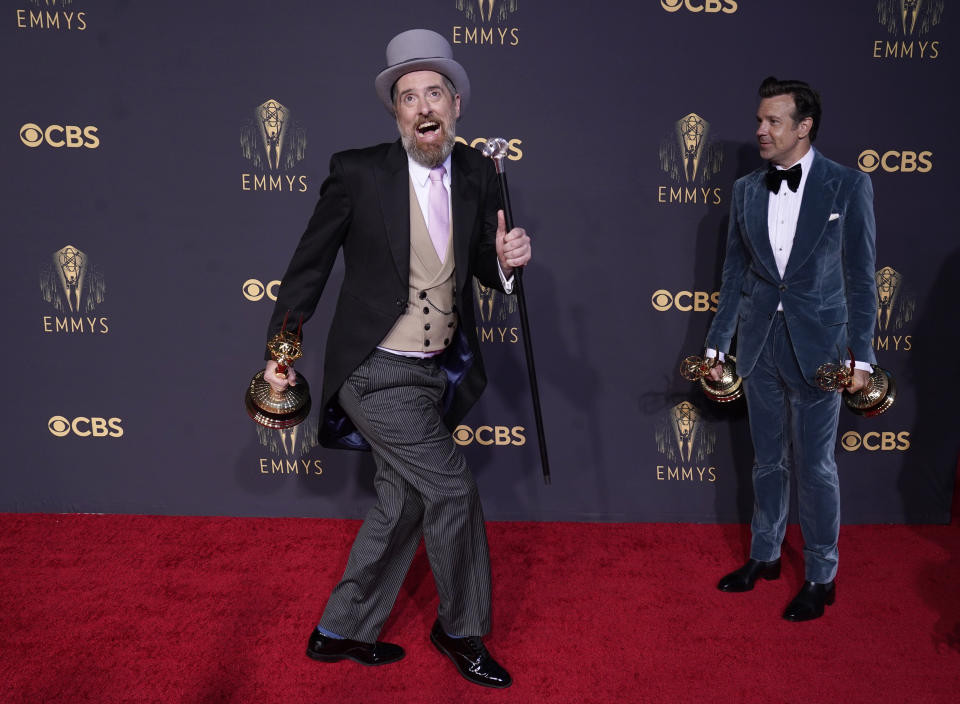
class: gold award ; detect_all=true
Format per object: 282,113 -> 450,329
680,354 -> 743,403
815,348 -> 896,417
245,318 -> 311,429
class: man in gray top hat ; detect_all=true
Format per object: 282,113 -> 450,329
259,28 -> 530,688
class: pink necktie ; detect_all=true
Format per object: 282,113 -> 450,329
428,166 -> 449,262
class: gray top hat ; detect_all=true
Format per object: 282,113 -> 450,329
374,29 -> 470,113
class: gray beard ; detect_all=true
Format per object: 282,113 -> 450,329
401,128 -> 457,168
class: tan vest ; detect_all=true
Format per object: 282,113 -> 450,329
379,179 -> 457,353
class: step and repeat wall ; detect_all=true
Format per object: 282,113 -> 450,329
2,1 -> 956,523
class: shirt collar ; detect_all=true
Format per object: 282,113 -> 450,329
407,152 -> 453,187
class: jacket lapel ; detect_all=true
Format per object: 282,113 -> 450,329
784,152 -> 839,279
450,144 -> 481,290
374,140 -> 412,285
743,171 -> 781,282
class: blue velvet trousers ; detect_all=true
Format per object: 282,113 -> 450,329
743,313 -> 842,583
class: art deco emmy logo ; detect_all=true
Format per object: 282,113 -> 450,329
256,416 -> 324,477
455,0 -> 518,23
877,0 -> 943,36
659,113 -> 722,185
872,266 -> 914,353
875,266 -> 916,332
474,280 -> 519,344
40,245 -> 104,314
654,401 -> 717,464
452,0 -> 520,45
17,0 -> 86,31
873,0 -> 942,59
241,99 -> 306,172
256,420 -> 319,460
657,113 -> 724,204
475,280 -> 517,324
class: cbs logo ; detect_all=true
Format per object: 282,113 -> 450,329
857,150 -> 932,174
661,0 -> 738,13
453,425 -> 526,447
651,289 -> 719,312
48,416 -> 124,438
840,430 -> 910,452
20,123 -> 100,149
242,278 -> 281,302
455,137 -> 523,161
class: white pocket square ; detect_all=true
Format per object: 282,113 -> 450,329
829,213 -> 840,221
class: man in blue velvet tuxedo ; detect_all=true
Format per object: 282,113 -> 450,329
705,77 -> 877,621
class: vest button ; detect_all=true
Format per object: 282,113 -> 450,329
443,338 -> 449,345
418,291 -> 427,300
779,284 -> 787,291
424,323 -> 431,330
447,322 -> 454,327
424,339 -> 431,347
423,307 -> 430,315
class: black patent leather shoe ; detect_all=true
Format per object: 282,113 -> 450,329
717,558 -> 781,592
429,620 -> 512,689
783,580 -> 835,622
306,629 -> 405,666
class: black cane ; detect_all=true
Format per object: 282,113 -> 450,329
480,138 -> 551,485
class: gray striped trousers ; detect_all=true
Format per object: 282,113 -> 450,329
318,350 -> 492,642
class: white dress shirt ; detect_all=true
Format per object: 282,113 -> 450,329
768,147 -> 816,299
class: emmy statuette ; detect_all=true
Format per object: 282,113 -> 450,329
680,354 -> 744,403
815,348 -> 895,417
245,320 -> 311,429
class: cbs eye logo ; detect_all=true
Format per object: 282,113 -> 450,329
839,430 -> 909,452
242,279 -> 281,302
453,425 -> 526,446
48,416 -> 124,438
661,0 -> 738,14
857,150 -> 932,174
20,123 -> 100,149
651,289 -> 719,312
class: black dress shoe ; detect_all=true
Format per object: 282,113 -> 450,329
306,629 -> 405,666
783,580 -> 835,622
717,558 -> 781,592
429,620 -> 512,689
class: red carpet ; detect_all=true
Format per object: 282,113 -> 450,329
1,514 -> 958,703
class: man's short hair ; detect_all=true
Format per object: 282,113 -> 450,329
759,76 -> 822,142
391,74 -> 458,110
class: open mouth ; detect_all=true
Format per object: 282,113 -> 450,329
416,120 -> 440,136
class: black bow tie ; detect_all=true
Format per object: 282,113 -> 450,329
765,163 -> 802,193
